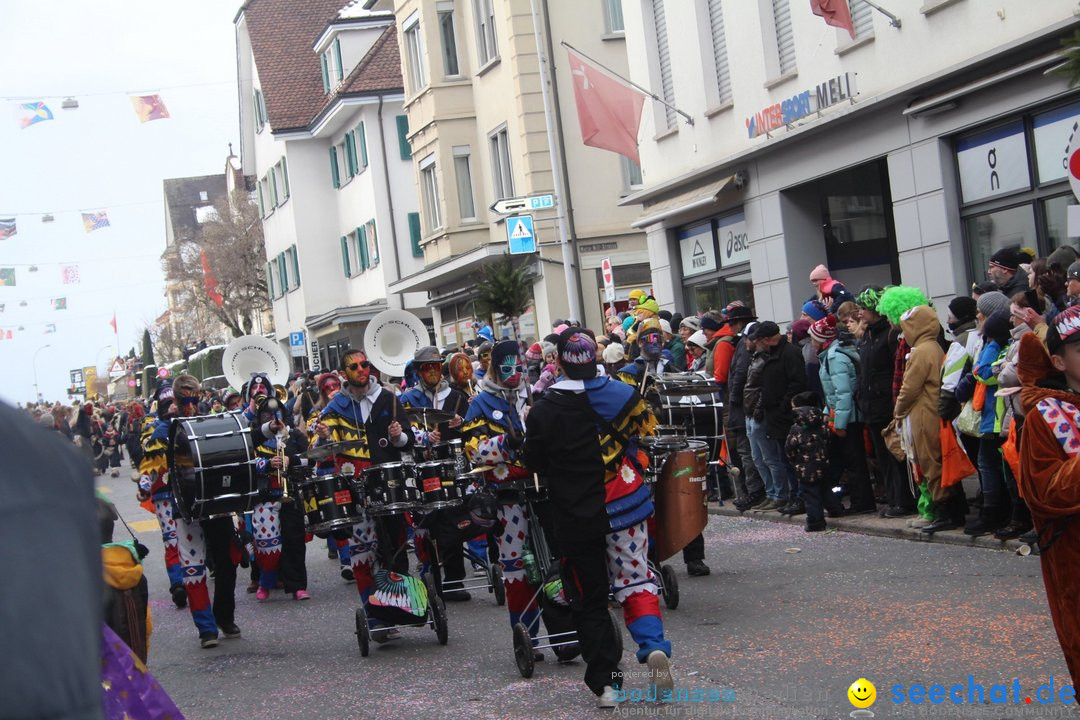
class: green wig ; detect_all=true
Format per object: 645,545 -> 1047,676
877,286 -> 929,326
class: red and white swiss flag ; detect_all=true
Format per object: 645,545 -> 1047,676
566,50 -> 645,165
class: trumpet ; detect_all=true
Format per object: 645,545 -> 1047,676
273,408 -> 292,504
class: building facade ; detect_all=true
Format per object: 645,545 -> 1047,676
236,0 -> 428,371
619,0 -> 1080,323
377,0 -> 648,345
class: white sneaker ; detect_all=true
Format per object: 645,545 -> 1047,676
908,516 -> 932,528
596,686 -> 622,708
647,650 -> 674,693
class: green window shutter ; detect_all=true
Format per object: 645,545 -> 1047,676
258,91 -> 267,125
357,226 -> 369,270
290,245 -> 300,288
265,262 -> 274,300
340,236 -> 351,277
333,38 -> 344,81
329,147 -> 340,188
408,212 -> 423,257
320,54 -> 330,93
256,182 -> 265,217
269,171 -> 278,206
252,92 -> 262,128
344,131 -> 357,177
357,122 -> 368,168
369,221 -> 379,264
396,115 -> 411,160
280,158 -> 290,198
277,253 -> 287,291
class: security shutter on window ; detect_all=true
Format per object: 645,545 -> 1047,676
707,0 -> 732,104
773,0 -> 795,75
850,0 -> 873,37
650,0 -> 676,128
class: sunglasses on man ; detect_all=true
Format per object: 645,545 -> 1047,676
347,361 -> 371,371
179,396 -> 199,406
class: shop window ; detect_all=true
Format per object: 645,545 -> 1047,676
817,160 -> 895,272
964,205 -> 1036,283
1044,194 -> 1079,251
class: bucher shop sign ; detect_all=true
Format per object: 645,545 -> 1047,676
746,72 -> 858,139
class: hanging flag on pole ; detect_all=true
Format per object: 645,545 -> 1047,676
201,250 -> 224,308
565,50 -> 646,165
810,0 -> 856,39
82,211 -> 111,233
17,101 -> 53,129
61,265 -> 80,284
109,312 -> 117,334
0,218 -> 16,239
130,94 -> 170,123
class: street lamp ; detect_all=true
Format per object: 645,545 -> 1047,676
32,344 -> 51,402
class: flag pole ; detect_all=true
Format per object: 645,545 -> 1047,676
560,40 -> 695,126
861,0 -> 901,28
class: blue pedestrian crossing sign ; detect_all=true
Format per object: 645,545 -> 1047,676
506,214 -> 536,254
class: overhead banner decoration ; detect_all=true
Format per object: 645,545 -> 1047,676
82,211 -> 110,233
130,94 -> 170,123
44,323 -> 56,334
52,297 -> 67,310
61,264 -> 80,284
0,267 -> 15,286
0,218 -> 15,239
17,101 -> 53,129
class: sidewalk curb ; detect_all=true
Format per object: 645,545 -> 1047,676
708,504 -> 1030,554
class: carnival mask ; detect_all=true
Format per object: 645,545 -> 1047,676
448,353 -> 473,385
496,353 -> 522,388
319,376 -> 342,398
344,356 -> 372,388
419,362 -> 443,388
479,351 -> 491,371
249,378 -> 270,399
641,333 -> 663,361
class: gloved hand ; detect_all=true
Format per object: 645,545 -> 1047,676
505,433 -> 524,451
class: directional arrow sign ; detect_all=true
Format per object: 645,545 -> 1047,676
490,193 -> 557,215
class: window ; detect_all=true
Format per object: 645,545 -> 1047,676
332,37 -> 344,82
253,88 -> 268,132
408,212 -> 424,257
707,0 -> 732,106
329,146 -> 341,188
199,190 -> 209,202
453,145 -> 476,221
620,155 -> 643,192
489,126 -> 514,200
849,0 -> 874,39
356,225 -> 370,270
344,131 -> 358,178
965,206 -> 1036,283
266,261 -> 279,299
277,253 -> 287,294
772,0 -> 796,75
474,0 -> 498,67
284,245 -> 300,290
259,176 -> 274,215
365,219 -> 379,267
419,154 -> 442,231
603,0 -> 625,33
403,14 -> 428,93
437,3 -> 460,77
277,157 -> 290,200
257,182 -> 266,217
332,138 -> 350,184
320,54 -> 331,94
650,0 -> 676,129
396,115 -> 411,160
267,171 -> 278,207
340,232 -> 361,277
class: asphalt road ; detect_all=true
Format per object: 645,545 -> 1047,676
98,462 -> 1073,720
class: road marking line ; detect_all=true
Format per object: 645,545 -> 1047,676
129,519 -> 159,533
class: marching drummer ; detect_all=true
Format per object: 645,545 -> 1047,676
313,348 -> 414,641
400,345 -> 468,447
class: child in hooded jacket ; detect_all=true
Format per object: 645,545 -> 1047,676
785,392 -> 833,532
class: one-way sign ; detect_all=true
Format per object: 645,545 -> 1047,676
490,193 -> 557,215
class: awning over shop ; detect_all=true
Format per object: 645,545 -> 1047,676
631,175 -> 735,229
387,242 -> 508,294
305,300 -> 388,331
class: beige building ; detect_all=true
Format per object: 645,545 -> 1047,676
375,0 -> 648,344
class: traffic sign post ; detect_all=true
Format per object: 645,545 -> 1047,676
289,330 -> 306,358
601,257 -> 616,306
490,193 -> 557,216
506,215 -> 537,255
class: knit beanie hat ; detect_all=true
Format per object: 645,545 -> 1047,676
636,298 -> 660,316
789,318 -> 811,343
700,311 -> 724,331
1048,304 -> 1080,353
809,264 -> 831,282
602,343 -> 625,364
557,328 -> 598,380
982,308 -> 1012,345
989,247 -> 1021,272
687,330 -> 708,348
948,296 -> 977,325
809,314 -> 838,343
801,299 -> 828,321
679,316 -> 701,332
1048,245 -> 1079,272
976,290 -> 1010,319
525,343 -> 543,363
540,341 -> 557,359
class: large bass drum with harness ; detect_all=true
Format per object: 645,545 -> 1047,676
168,414 -> 259,523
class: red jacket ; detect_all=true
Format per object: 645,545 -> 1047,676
712,325 -> 738,385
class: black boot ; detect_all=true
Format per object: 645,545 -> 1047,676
964,506 -> 1006,536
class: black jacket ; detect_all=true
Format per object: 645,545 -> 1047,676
998,271 -> 1030,300
857,316 -> 898,426
748,338 -> 805,440
726,337 -> 752,430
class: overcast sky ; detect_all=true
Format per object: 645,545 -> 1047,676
0,0 -> 241,405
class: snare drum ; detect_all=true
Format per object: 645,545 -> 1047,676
639,435 -> 689,484
169,414 -> 258,522
416,460 -> 460,510
363,462 -> 421,515
298,474 -> 364,534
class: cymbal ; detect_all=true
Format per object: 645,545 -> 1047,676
467,465 -> 492,475
406,408 -> 455,426
304,440 -> 364,460
656,384 -> 719,397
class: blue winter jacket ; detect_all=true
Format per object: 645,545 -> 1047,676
818,340 -> 861,431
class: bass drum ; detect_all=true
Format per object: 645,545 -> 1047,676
653,440 -> 709,562
169,414 -> 259,523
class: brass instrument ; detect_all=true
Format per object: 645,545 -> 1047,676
276,427 -> 291,503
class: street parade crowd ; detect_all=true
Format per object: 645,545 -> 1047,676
12,243 -> 1080,713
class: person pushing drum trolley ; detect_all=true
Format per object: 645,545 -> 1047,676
312,348 -> 414,642
524,328 -> 674,708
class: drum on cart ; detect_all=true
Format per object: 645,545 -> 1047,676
169,414 -> 259,522
416,460 -> 463,510
299,474 -> 365,534
363,462 -> 421,515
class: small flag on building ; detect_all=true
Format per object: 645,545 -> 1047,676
52,297 -> 67,310
566,50 -> 645,165
44,323 -> 56,334
61,265 -> 80,284
17,101 -> 53,129
82,211 -> 110,233
200,250 -> 224,308
0,218 -> 16,239
0,267 -> 15,286
109,312 -> 117,334
810,0 -> 855,39
130,94 -> 170,123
